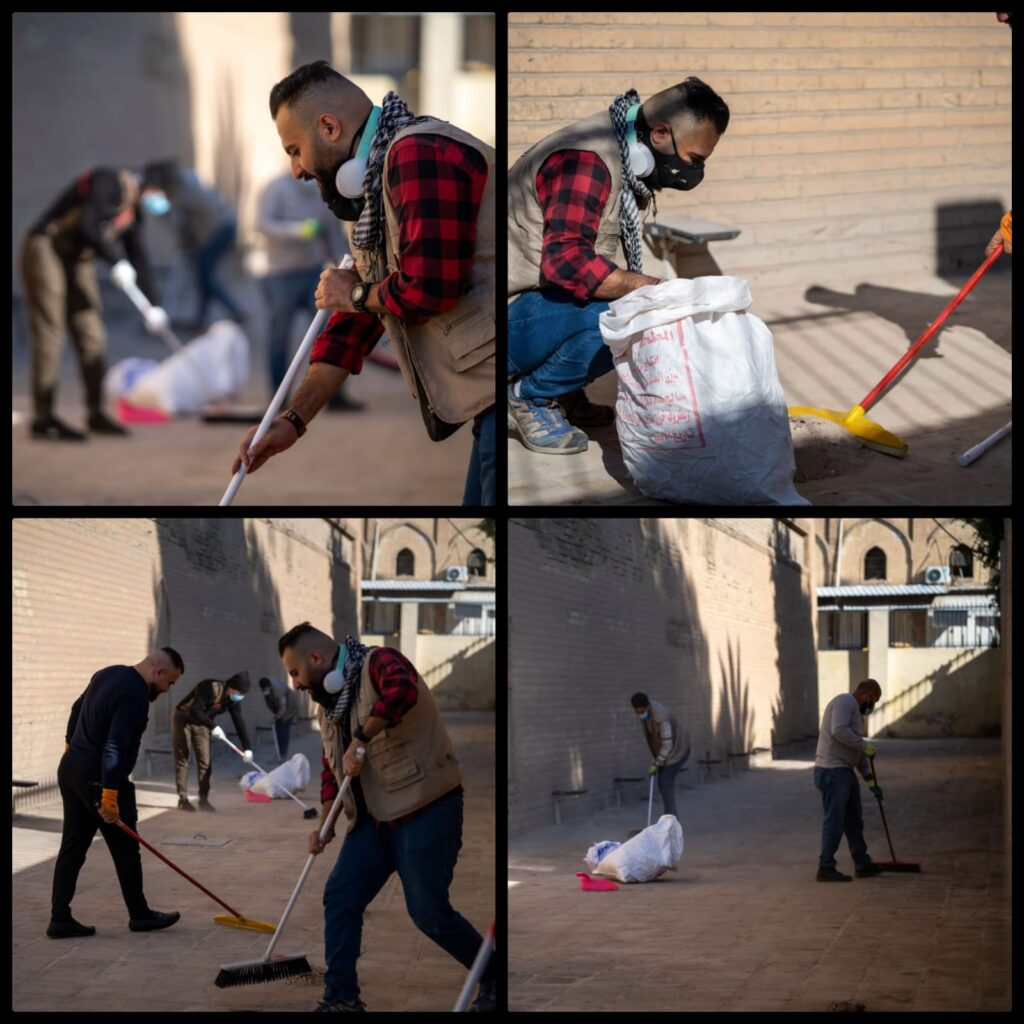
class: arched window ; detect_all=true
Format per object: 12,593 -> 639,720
468,549 -> 486,578
864,547 -> 887,580
396,548 -> 414,576
950,544 -> 973,578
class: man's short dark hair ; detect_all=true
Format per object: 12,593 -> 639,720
278,621 -> 334,656
161,646 -> 184,673
269,59 -> 345,119
631,692 -> 649,708
645,76 -> 730,136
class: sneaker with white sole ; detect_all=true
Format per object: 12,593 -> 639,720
507,385 -> 588,454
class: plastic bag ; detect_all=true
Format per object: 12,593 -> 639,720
600,277 -> 809,505
127,320 -> 249,414
242,753 -> 310,799
591,815 -> 684,883
584,840 -> 622,871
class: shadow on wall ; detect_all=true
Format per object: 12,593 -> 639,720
428,636 -> 495,711
329,523 -> 358,643
509,517 -> 712,833
716,636 -> 755,758
877,647 -> 1002,738
771,520 -> 819,758
145,519 -> 284,759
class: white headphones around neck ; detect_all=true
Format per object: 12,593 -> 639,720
335,106 -> 382,198
323,644 -> 346,694
626,102 -> 655,178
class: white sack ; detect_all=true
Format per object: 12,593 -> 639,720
248,752 -> 310,798
128,320 -> 249,414
584,840 -> 623,871
600,277 -> 809,505
592,815 -> 684,883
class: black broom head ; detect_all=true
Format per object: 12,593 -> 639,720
215,953 -> 312,989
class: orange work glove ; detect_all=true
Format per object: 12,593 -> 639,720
986,210 -> 1012,257
98,788 -> 120,824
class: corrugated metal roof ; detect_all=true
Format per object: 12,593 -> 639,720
817,584 -> 989,598
361,579 -> 494,592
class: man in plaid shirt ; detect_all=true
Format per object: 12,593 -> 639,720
234,63 -> 495,505
507,78 -> 729,456
279,623 -> 493,1012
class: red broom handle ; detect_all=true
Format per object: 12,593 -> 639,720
116,819 -> 243,919
859,243 -> 1003,412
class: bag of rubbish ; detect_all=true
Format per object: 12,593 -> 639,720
246,752 -> 310,799
592,815 -> 684,883
126,319 -> 249,414
584,840 -> 622,871
599,276 -> 809,505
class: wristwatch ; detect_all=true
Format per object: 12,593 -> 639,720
354,725 -> 370,743
350,281 -> 371,312
280,409 -> 306,438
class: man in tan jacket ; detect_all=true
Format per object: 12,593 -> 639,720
279,622 -> 494,1012
234,61 -> 496,505
507,78 -> 728,456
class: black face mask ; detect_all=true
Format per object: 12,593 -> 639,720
636,109 -> 705,191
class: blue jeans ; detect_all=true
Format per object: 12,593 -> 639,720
657,751 -> 688,819
192,217 -> 244,322
462,407 -> 495,506
814,767 -> 870,871
507,288 -> 613,399
322,788 -> 493,1004
260,268 -> 322,391
273,718 -> 292,759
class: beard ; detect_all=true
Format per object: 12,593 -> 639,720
309,136 -> 365,221
147,683 -> 161,703
306,666 -> 337,709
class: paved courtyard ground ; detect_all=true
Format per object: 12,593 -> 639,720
508,738 -> 1009,1012
12,712 -> 494,1012
509,264 -> 1012,506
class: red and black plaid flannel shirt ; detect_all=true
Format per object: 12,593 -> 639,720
310,134 -> 489,374
320,647 -> 420,807
536,149 -> 618,301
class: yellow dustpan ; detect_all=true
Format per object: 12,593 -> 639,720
788,404 -> 907,458
789,244 -> 1004,459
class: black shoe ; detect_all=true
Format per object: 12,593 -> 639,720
816,868 -> 853,882
855,863 -> 884,877
46,917 -> 96,938
313,997 -> 367,1012
198,798 -> 216,812
326,393 -> 365,413
31,415 -> 87,441
129,909 -> 180,932
178,796 -> 196,811
469,980 -> 496,1011
88,411 -> 129,435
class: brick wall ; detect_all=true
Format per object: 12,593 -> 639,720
509,517 -> 818,836
508,12 -> 1012,287
12,518 -> 360,806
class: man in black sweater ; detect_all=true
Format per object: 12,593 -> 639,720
172,670 -> 254,811
49,647 -> 185,938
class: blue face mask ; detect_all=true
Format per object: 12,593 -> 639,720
230,693 -> 244,703
638,710 -> 650,720
141,191 -> 171,216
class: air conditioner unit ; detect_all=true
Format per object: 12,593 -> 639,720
444,566 -> 469,582
924,566 -> 951,584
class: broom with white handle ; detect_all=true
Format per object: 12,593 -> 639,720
219,255 -> 355,505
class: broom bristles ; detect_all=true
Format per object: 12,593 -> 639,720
214,953 -> 312,989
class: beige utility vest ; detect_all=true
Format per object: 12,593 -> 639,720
345,119 -> 495,428
508,108 -> 646,299
318,648 -> 463,832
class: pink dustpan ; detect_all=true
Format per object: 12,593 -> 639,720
244,789 -> 272,803
576,872 -> 619,891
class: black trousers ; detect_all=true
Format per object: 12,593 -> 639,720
51,754 -> 149,921
171,710 -> 213,799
